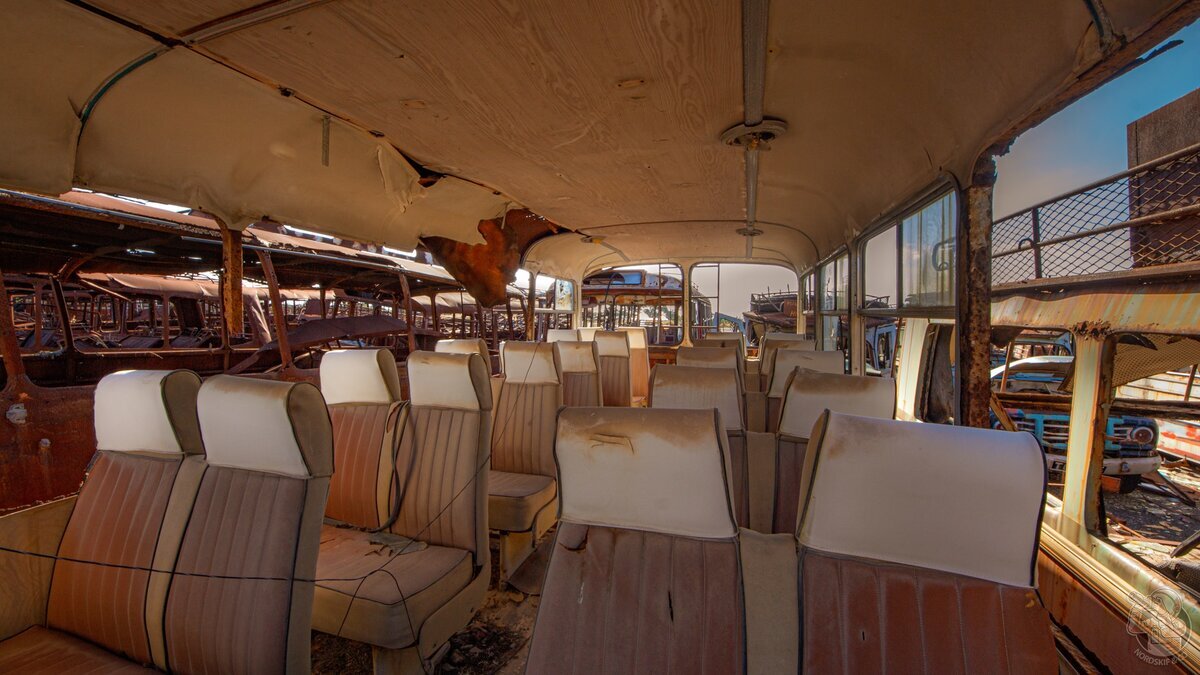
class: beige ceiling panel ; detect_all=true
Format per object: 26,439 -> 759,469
759,0 -> 1100,253
76,48 -> 422,242
87,0 -> 265,38
0,0 -> 157,196
401,177 -> 513,246
198,0 -> 745,230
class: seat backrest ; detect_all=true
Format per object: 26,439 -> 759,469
619,326 -> 651,400
390,351 -> 493,563
527,408 -> 743,673
555,341 -> 603,407
495,342 -> 562,477
767,349 -> 844,398
796,412 -> 1054,673
434,338 -> 489,360
772,369 -> 896,533
546,328 -> 580,342
759,334 -> 815,380
649,365 -> 749,525
167,375 -> 332,675
696,333 -> 744,352
676,345 -> 743,378
577,327 -> 599,341
319,348 -> 404,528
47,369 -> 203,669
593,330 -> 632,406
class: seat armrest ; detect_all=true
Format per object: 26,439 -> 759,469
0,497 -> 75,640
744,432 -> 777,533
745,391 -> 767,433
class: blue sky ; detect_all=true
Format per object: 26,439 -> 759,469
994,20 -> 1200,218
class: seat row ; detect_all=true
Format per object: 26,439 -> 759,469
526,407 -> 1057,674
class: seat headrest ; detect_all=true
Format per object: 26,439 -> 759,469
619,326 -> 648,349
649,365 -> 744,431
546,328 -> 580,343
593,331 -> 630,357
778,369 -> 895,438
197,375 -> 333,478
577,327 -> 599,341
555,341 -> 600,373
502,342 -> 561,385
761,334 -> 815,372
407,351 -> 493,411
556,408 -> 736,539
434,338 -> 489,361
696,334 -> 743,350
95,369 -> 203,455
319,348 -> 402,405
768,349 -> 845,397
676,346 -> 740,371
798,413 -> 1045,587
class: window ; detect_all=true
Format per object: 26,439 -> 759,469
863,225 -> 898,309
691,263 -> 798,345
817,254 -> 848,351
901,193 -> 956,307
582,264 -> 684,345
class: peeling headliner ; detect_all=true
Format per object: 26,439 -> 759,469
0,0 -> 1193,276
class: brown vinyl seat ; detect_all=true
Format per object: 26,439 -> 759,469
768,368 -> 895,534
545,328 -> 580,342
594,330 -> 634,406
312,351 -> 492,674
619,326 -> 651,405
555,341 -> 603,406
649,364 -> 752,526
171,375 -> 333,675
490,342 -> 563,578
526,407 -> 744,674
319,349 -> 405,530
762,349 -> 845,432
0,369 -> 203,673
797,412 -> 1056,673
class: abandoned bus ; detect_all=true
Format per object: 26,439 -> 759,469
1,1 -> 1199,673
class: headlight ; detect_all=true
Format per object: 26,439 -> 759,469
1127,425 -> 1156,446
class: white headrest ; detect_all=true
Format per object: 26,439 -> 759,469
676,346 -> 741,371
502,342 -> 561,385
578,327 -> 599,341
619,326 -> 648,349
434,338 -> 489,360
594,331 -> 630,357
556,408 -> 736,539
546,329 -> 580,343
555,342 -> 600,373
197,375 -> 332,478
319,349 -> 402,405
650,366 -> 744,431
407,351 -> 492,410
778,370 -> 895,438
768,350 -> 845,397
94,370 -> 202,455
799,413 -> 1045,586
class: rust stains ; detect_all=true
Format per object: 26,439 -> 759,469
422,209 -> 560,308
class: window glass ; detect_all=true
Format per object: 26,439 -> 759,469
863,225 -> 898,309
901,192 -> 956,307
582,264 -> 684,345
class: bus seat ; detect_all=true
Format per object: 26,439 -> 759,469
577,327 -> 599,341
594,331 -> 634,407
755,334 -> 816,391
695,333 -> 745,353
759,349 -> 845,433
546,328 -> 580,342
619,326 -> 651,404
797,412 -> 1055,673
677,345 -> 743,376
167,375 -> 332,675
527,408 -> 744,674
767,369 -> 895,535
491,342 -> 563,579
649,364 -> 754,526
434,338 -> 493,374
319,349 -> 405,529
555,341 -> 603,407
312,352 -> 492,674
0,370 -> 203,672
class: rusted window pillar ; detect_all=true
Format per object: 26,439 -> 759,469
1061,334 -> 1115,536
955,157 -> 997,428
255,250 -> 294,373
0,272 -> 28,383
525,272 -> 537,341
219,222 -> 244,338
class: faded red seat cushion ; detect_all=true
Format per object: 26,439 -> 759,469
0,626 -> 154,674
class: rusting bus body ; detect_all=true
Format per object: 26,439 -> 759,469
1,1 -> 1199,674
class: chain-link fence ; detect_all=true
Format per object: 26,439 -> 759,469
992,142 -> 1200,285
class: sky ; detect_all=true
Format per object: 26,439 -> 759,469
993,20 -> 1200,217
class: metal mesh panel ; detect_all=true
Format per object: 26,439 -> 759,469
992,144 -> 1200,284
